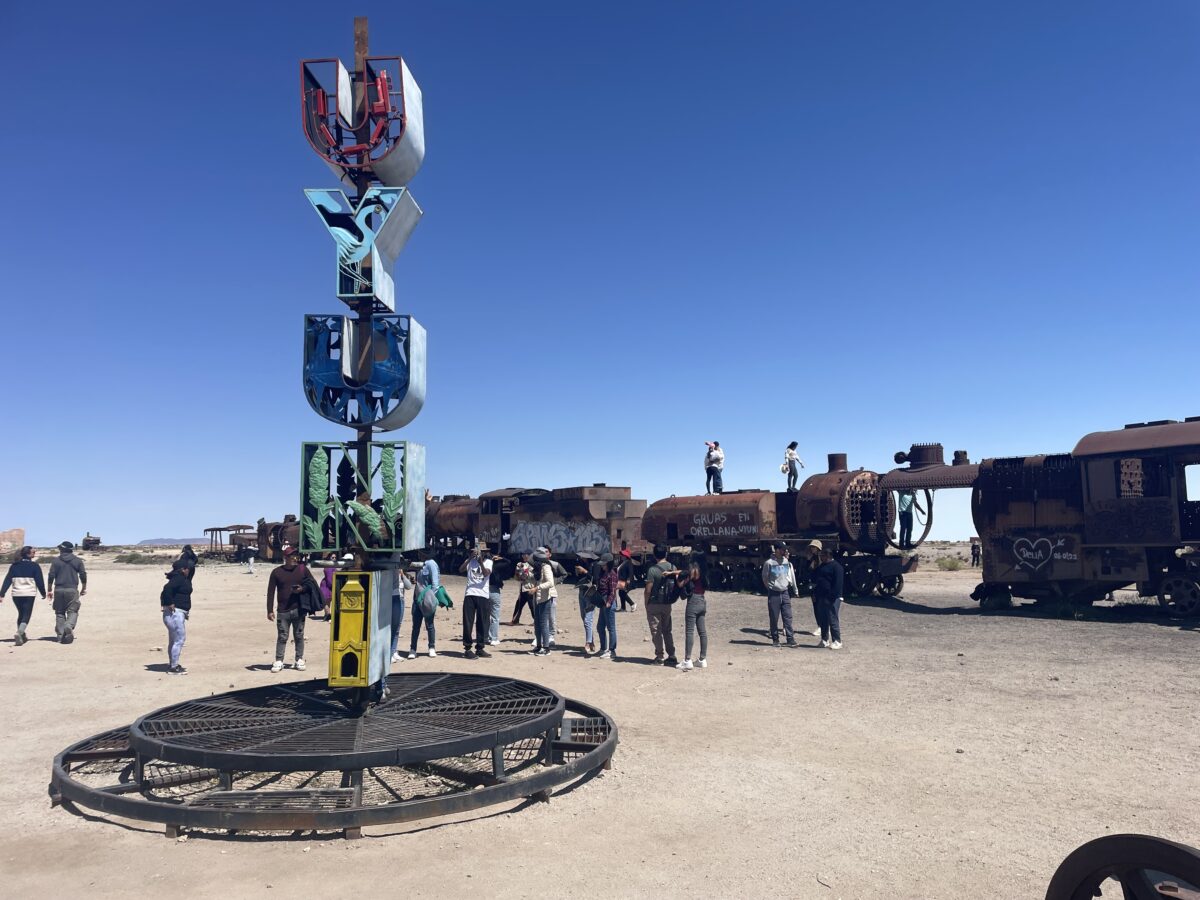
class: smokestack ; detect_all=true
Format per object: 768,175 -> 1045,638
827,453 -> 847,473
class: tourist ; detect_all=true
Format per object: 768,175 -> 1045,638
643,544 -> 679,666
678,550 -> 709,671
596,553 -> 619,659
704,441 -> 725,494
47,541 -> 87,645
486,550 -> 511,646
616,548 -> 636,611
532,548 -> 556,655
971,540 -> 981,567
762,541 -> 798,647
319,553 -> 338,619
784,441 -> 804,492
812,549 -> 845,649
459,544 -> 493,659
241,544 -> 258,575
510,551 -> 535,625
176,544 -> 199,582
266,547 -> 307,672
801,540 -> 824,637
573,552 -> 600,655
1,546 -> 45,646
544,547 -> 567,644
389,564 -> 414,662
160,560 -> 192,675
408,566 -> 438,659
898,489 -> 924,549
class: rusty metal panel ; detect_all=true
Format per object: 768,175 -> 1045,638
879,464 -> 980,491
1072,419 -> 1200,457
642,493 -> 775,545
984,532 -> 1084,583
1083,498 -> 1178,545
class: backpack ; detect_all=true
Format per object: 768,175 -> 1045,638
417,585 -> 437,618
651,564 -> 677,604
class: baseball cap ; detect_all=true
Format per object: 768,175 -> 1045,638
620,549 -> 632,559
58,541 -> 74,552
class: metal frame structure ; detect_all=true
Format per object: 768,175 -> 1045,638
50,674 -> 617,839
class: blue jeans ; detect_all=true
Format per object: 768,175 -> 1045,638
534,600 -> 552,650
577,594 -> 596,645
596,603 -> 617,654
817,596 -> 842,643
410,597 -> 435,652
163,608 -> 186,667
390,594 -> 406,656
488,591 -> 502,643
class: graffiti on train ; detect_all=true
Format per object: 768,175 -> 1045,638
509,521 -> 611,555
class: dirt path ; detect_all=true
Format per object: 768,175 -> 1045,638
2,555 -> 1196,898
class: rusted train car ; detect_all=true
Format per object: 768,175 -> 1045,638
968,419 -> 1200,615
642,453 -> 915,595
231,516 -> 300,563
425,484 -> 648,572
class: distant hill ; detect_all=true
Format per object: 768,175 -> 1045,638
137,538 -> 207,546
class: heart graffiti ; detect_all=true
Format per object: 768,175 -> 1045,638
1012,537 -> 1056,571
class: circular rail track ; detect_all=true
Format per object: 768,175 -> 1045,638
50,673 -> 616,838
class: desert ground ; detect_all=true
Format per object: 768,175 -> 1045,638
2,546 -> 1197,899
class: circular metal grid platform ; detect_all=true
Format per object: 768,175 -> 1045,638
129,673 -> 565,771
51,673 -> 616,838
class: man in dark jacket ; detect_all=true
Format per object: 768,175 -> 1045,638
161,560 -> 193,674
176,545 -> 199,582
1,546 -> 46,645
47,541 -> 87,644
266,547 -> 308,672
812,549 -> 845,650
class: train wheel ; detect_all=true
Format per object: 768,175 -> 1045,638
848,560 -> 878,597
979,586 -> 1013,611
876,575 -> 903,597
1158,574 -> 1200,617
1045,833 -> 1200,900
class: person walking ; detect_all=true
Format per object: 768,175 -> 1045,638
459,545 -> 493,659
678,550 -> 709,671
783,441 -> 804,492
160,560 -> 192,674
762,542 -> 798,647
643,544 -> 679,666
812,549 -> 845,649
47,541 -> 87,644
266,547 -> 308,672
970,540 -> 981,567
408,551 -> 440,658
616,548 -> 636,611
389,564 -> 414,662
596,553 -> 619,660
510,552 -> 535,625
176,544 -> 199,582
704,441 -> 725,494
486,551 -> 511,646
1,546 -> 45,645
531,549 -> 556,655
573,552 -> 600,655
897,490 -> 925,549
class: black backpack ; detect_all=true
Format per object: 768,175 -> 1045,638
651,564 -> 677,604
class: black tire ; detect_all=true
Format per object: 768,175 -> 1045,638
1044,833 -> 1200,900
1158,574 -> 1200,617
848,560 -> 878,597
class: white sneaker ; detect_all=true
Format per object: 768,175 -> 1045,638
295,658 -> 306,671
697,658 -> 707,668
488,639 -> 499,646
270,660 -> 283,673
407,651 -> 417,660
820,639 -> 830,648
810,628 -> 822,637
428,648 -> 437,658
677,659 -> 693,671
830,641 -> 842,650
549,637 -> 556,646
392,651 -> 401,663
599,650 -> 611,659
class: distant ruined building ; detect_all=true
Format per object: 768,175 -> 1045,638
0,528 -> 25,552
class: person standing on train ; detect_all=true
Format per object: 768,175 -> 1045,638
704,441 -> 725,494
616,549 -> 636,611
812,549 -> 845,649
784,442 -> 804,492
762,542 -> 798,647
897,490 -> 925,549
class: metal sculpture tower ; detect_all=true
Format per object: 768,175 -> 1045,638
299,18 -> 427,696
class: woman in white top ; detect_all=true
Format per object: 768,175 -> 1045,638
784,442 -> 804,492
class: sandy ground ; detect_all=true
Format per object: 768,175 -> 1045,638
2,548 -> 1198,899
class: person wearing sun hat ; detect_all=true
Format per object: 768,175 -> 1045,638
47,541 -> 87,644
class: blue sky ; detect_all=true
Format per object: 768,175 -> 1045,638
2,0 -> 1197,545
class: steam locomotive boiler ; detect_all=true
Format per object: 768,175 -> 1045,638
426,484 -> 647,571
641,453 -> 913,595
